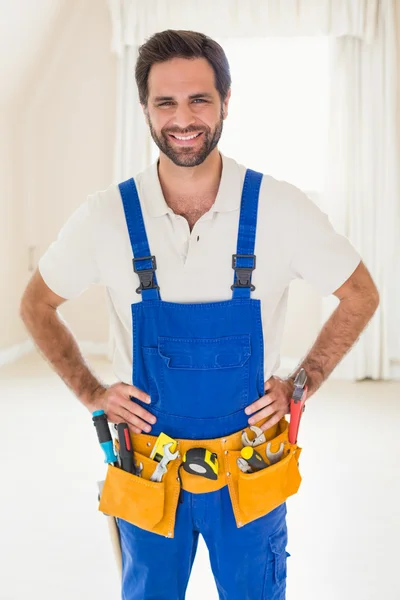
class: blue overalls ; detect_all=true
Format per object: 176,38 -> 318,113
117,169 -> 289,599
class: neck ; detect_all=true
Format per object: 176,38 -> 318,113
157,148 -> 222,206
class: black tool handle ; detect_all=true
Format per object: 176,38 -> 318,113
92,410 -> 118,465
117,423 -> 134,473
92,411 -> 112,444
248,449 -> 268,471
241,447 -> 269,471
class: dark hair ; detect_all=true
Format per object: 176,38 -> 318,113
135,29 -> 231,106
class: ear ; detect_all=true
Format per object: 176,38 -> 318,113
222,89 -> 231,120
142,104 -> 149,125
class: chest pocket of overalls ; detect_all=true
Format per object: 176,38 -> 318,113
143,334 -> 251,418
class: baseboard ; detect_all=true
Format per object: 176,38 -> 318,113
390,363 -> 400,379
0,340 -> 110,368
276,356 -> 400,381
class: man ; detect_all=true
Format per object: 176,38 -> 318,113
20,30 -> 379,600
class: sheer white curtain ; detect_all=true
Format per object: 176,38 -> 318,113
107,0 -> 380,181
217,37 -> 330,194
322,0 -> 399,380
107,0 -> 399,380
108,0 -> 379,52
113,43 -> 153,180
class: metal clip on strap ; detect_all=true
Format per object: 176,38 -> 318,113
133,255 -> 160,295
231,254 -> 256,291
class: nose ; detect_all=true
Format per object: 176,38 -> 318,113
172,102 -> 196,130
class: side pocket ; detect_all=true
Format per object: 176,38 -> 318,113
237,444 -> 302,522
98,451 -> 181,538
263,523 -> 290,599
99,463 -> 165,530
269,525 -> 289,583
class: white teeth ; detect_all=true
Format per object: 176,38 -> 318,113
172,133 -> 200,140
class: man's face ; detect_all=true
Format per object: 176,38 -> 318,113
144,57 -> 230,167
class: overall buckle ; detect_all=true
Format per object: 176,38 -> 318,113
133,256 -> 160,294
231,254 -> 256,291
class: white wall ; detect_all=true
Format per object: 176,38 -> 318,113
0,111 -> 27,349
10,0 -> 117,350
390,0 -> 400,367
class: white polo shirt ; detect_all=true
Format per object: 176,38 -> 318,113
39,153 -> 361,383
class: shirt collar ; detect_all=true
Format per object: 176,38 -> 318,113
140,153 -> 242,218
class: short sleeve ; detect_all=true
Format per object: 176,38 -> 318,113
38,198 -> 101,299
288,188 -> 361,296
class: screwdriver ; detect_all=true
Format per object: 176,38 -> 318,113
92,410 -> 118,466
117,423 -> 135,473
240,446 -> 269,471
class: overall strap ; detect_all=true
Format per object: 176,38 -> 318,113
232,169 -> 263,299
119,178 -> 160,301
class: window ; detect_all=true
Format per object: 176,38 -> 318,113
219,37 -> 330,195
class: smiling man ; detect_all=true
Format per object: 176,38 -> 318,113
148,83 -> 223,167
20,30 -> 379,600
139,52 -> 230,228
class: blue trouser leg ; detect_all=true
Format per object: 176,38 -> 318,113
119,487 -> 289,600
198,487 -> 289,600
119,490 -> 199,600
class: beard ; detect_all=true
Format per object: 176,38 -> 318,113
148,108 -> 224,167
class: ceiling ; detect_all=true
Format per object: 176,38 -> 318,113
0,0 -> 65,107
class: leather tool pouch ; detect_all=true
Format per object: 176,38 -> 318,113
98,449 -> 181,538
98,418 -> 302,537
224,422 -> 302,528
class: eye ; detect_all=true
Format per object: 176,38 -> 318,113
192,98 -> 207,103
158,101 -> 173,107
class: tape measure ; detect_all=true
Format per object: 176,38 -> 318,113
182,448 -> 219,480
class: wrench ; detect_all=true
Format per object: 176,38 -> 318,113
150,442 -> 180,482
242,426 -> 266,448
266,442 -> 285,465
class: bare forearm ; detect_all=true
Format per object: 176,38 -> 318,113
289,294 -> 379,396
21,306 -> 106,408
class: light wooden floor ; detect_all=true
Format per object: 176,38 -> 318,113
1,351 -> 399,600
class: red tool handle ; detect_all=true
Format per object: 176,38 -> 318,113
288,386 -> 308,444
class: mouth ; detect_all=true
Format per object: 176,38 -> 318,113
168,132 -> 203,145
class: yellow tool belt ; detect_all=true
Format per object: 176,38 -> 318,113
98,417 -> 302,538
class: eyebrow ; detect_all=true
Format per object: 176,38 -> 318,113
153,93 -> 214,102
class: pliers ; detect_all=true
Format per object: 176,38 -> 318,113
237,457 -> 253,473
288,368 -> 308,444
